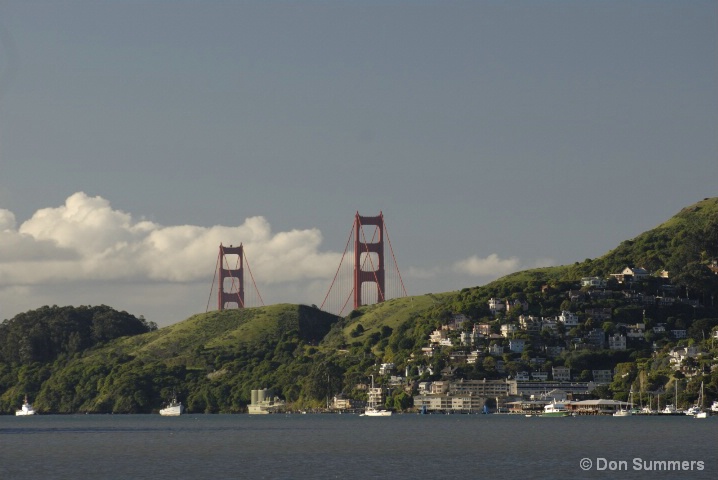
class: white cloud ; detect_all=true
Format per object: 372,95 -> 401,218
0,192 -> 342,287
452,254 -> 521,277
0,209 -> 16,231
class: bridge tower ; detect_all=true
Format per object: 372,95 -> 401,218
353,212 -> 385,309
217,244 -> 244,310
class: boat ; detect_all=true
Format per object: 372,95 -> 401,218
711,400 -> 718,413
661,382 -> 679,414
693,382 -> 708,419
362,406 -> 393,417
159,391 -> 184,416
542,402 -> 569,417
360,375 -> 392,417
15,395 -> 36,416
614,389 -> 634,416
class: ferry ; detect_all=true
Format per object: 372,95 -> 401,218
542,402 -> 569,417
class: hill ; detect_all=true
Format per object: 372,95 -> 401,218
1,197 -> 717,414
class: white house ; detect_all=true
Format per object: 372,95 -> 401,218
611,266 -> 650,283
429,329 -> 448,345
581,277 -> 605,288
488,298 -> 506,314
501,324 -> 518,338
557,311 -> 580,327
488,343 -> 504,355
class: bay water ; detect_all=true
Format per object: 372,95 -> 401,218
1,413 -> 714,479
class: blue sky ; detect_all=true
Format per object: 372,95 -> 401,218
0,1 -> 716,326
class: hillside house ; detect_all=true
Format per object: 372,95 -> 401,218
626,324 -> 645,339
558,311 -> 580,327
552,366 -> 571,382
501,324 -> 518,338
488,298 -> 506,314
476,323 -> 492,336
608,333 -> 627,351
519,315 -> 542,333
488,343 -> 504,355
671,330 -> 687,339
509,339 -> 526,353
586,328 -> 606,347
506,299 -> 529,313
429,329 -> 448,345
611,266 -> 650,284
581,277 -> 605,288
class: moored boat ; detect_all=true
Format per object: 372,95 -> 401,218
15,395 -> 36,416
361,375 -> 392,417
542,402 -> 569,417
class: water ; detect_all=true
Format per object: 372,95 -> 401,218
0,414 -> 715,479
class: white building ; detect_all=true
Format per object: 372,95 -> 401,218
501,324 -> 518,338
557,311 -> 580,327
379,363 -> 395,375
488,298 -> 506,314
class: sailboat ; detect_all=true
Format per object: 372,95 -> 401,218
694,382 -> 708,419
613,388 -> 633,416
360,375 -> 392,417
661,382 -> 678,414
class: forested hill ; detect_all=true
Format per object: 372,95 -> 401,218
0,304 -> 340,413
0,305 -> 156,365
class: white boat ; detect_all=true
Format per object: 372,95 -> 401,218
542,402 -> 569,417
15,395 -> 36,416
159,392 -> 184,416
361,407 -> 393,417
614,389 -> 633,416
360,375 -> 392,417
692,382 -> 708,419
661,382 -> 679,414
685,405 -> 701,416
711,400 -> 718,413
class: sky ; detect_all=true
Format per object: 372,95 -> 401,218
0,1 -> 716,327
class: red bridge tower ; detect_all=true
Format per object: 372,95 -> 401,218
353,212 -> 386,309
218,244 -> 244,310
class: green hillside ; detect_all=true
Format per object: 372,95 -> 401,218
1,197 -> 717,414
